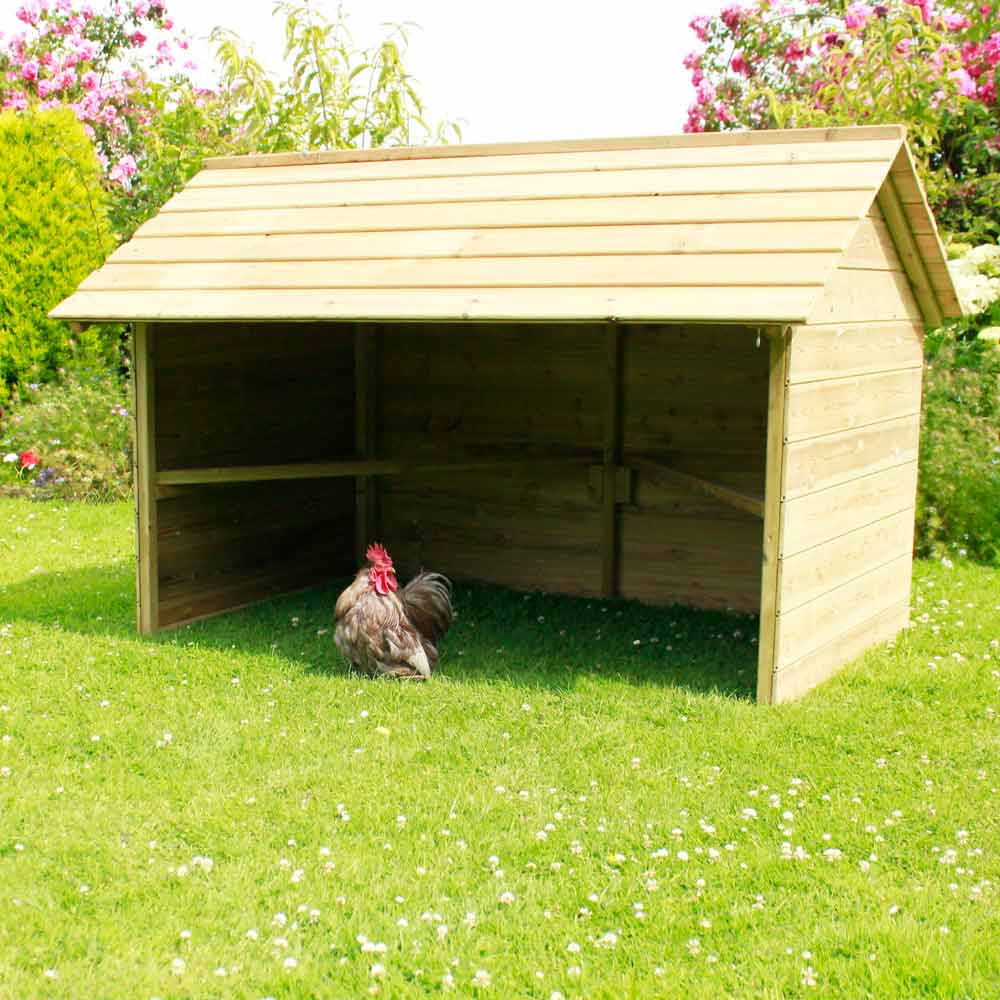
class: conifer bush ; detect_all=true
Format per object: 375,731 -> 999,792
0,108 -> 118,405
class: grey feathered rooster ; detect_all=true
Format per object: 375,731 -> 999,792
334,543 -> 454,680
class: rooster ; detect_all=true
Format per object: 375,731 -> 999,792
334,543 -> 454,680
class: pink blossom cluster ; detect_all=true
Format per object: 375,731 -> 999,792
1,0 -> 196,188
681,0 -> 999,133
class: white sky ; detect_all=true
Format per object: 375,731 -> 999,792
2,0 -> 724,142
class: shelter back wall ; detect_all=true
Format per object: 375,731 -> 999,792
378,322 -> 768,611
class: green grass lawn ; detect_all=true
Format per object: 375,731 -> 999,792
1,498 -> 997,999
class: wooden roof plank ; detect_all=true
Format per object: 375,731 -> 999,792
162,160 -> 891,213
188,139 -> 903,189
50,285 -> 817,323
133,191 -> 873,239
202,124 -> 906,169
109,222 -> 859,265
81,253 -> 833,292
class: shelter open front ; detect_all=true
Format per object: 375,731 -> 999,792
140,321 -> 770,633
53,125 -> 964,700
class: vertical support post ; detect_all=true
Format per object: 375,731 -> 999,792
601,323 -> 623,597
133,321 -> 159,634
756,326 -> 790,704
355,323 -> 378,562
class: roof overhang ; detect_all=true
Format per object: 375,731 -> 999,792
51,124 -> 961,327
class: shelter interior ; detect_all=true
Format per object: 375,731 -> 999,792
149,320 -> 769,631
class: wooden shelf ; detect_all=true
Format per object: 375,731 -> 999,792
157,455 -> 598,487
631,456 -> 764,518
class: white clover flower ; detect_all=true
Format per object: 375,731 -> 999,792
472,968 -> 491,987
498,891 -> 515,905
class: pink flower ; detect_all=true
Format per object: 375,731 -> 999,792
21,60 -> 40,81
36,76 -> 54,98
715,101 -> 734,124
63,50 -> 79,68
15,5 -> 38,27
784,40 -> 806,64
689,15 -> 712,42
696,79 -> 717,104
133,0 -> 150,16
75,40 -> 96,61
720,4 -> 746,31
731,51 -> 751,76
845,3 -> 875,30
904,0 -> 936,24
53,68 -> 75,90
2,91 -> 29,111
81,70 -> 99,90
19,450 -> 40,470
129,30 -> 146,47
943,13 -> 970,31
950,67 -> 977,97
81,3 -> 95,17
684,104 -> 706,133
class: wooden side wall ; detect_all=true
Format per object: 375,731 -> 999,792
377,323 -> 768,610
764,206 -> 925,702
150,323 -> 356,629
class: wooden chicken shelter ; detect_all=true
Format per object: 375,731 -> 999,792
52,125 -> 961,703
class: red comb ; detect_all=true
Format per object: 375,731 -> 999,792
365,542 -> 392,566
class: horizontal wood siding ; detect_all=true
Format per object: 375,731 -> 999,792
156,479 -> 355,628
155,323 -> 355,470
377,323 -> 604,596
620,325 -> 767,611
377,322 -> 767,611
152,323 -> 356,627
769,209 -> 923,701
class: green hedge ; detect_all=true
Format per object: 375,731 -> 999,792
917,326 -> 1000,566
0,108 -> 117,405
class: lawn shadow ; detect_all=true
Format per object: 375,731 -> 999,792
3,563 -> 758,700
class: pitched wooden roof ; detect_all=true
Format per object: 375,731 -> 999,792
51,125 -> 961,326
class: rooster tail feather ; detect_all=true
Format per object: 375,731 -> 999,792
401,572 -> 454,647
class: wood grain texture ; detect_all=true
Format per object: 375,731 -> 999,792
770,599 -> 910,703
756,330 -> 789,704
776,553 -> 912,669
786,322 -> 923,383
602,326 -> 623,597
778,508 -> 915,614
783,414 -> 920,499
156,478 -> 355,629
50,285 -> 819,323
201,125 -> 906,169
133,322 -> 158,633
780,461 -> 918,558
134,192 -> 870,238
164,160 -> 892,213
115,224 -> 857,263
192,139 -> 903,187
785,368 -> 922,439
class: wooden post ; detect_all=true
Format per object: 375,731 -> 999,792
601,323 -> 623,597
133,321 -> 159,634
756,326 -> 789,703
354,324 -> 378,562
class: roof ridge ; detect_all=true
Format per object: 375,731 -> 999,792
203,125 -> 907,170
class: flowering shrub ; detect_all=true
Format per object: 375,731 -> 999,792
1,1 -> 457,241
0,107 -> 118,405
0,365 -> 132,501
0,0 -> 192,187
683,0 -> 1000,241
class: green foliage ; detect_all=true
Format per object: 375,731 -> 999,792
208,3 -> 460,155
0,365 -> 132,502
0,108 -> 118,404
110,4 -> 459,241
917,324 -> 1000,564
